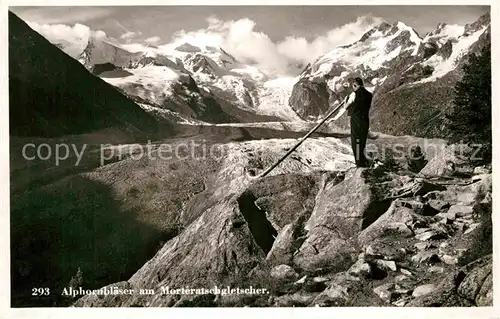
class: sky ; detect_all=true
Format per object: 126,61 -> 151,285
10,6 -> 489,75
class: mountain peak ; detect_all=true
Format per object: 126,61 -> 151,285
375,21 -> 392,32
395,21 -> 409,29
175,42 -> 202,53
464,11 -> 490,35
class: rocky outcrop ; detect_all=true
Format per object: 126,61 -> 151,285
416,42 -> 439,60
75,189 -> 269,307
437,39 -> 454,59
70,159 -> 492,307
397,64 -> 434,86
293,168 -> 394,274
357,199 -> 426,245
418,144 -> 475,177
78,36 -> 144,69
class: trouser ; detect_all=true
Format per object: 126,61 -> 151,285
350,115 -> 369,167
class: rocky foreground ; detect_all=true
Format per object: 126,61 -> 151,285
73,141 -> 492,307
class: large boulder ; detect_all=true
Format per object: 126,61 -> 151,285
244,173 -> 324,229
357,199 -> 427,245
311,272 -> 379,306
293,168 -> 391,274
419,144 -> 475,177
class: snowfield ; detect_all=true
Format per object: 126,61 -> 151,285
257,77 -> 302,120
103,65 -> 183,102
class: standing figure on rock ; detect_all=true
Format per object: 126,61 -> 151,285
344,77 -> 372,167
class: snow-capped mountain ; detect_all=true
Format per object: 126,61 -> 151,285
71,36 -> 300,123
35,12 -> 490,137
302,21 -> 422,85
415,23 -> 488,82
288,12 -> 490,136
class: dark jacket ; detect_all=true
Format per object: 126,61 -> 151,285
347,87 -> 372,119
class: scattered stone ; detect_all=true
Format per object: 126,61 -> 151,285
471,173 -> 489,181
456,217 -> 474,226
453,222 -> 466,232
411,220 -> 428,229
447,204 -> 473,217
358,200 -> 426,245
394,275 -> 410,282
406,256 -> 492,307
421,204 -> 439,216
394,288 -> 412,295
438,242 -> 467,264
392,297 -> 411,307
429,222 -> 453,237
422,174 -> 491,206
270,264 -> 299,281
473,166 -> 490,175
375,260 -> 397,272
295,275 -> 307,285
415,229 -> 446,241
398,199 -> 424,210
414,242 -> 431,250
428,266 -> 445,273
475,273 -> 492,306
419,144 -> 474,178
364,244 -> 382,259
415,179 -> 447,196
443,210 -> 457,220
303,277 -> 328,293
373,283 -> 394,303
364,242 -> 405,262
427,199 -> 451,212
400,268 -> 413,276
313,276 -> 329,283
464,223 -> 481,235
438,242 -> 450,252
441,255 -> 459,265
412,284 -> 437,297
311,272 -> 363,306
348,259 -> 372,278
457,261 -> 492,301
480,191 -> 492,204
411,251 -> 440,264
274,291 -> 317,307
422,191 -> 440,200
395,279 -> 416,291
390,179 -> 446,198
414,227 -> 432,234
438,217 -> 454,225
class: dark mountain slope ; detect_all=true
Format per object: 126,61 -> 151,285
9,11 -> 164,138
